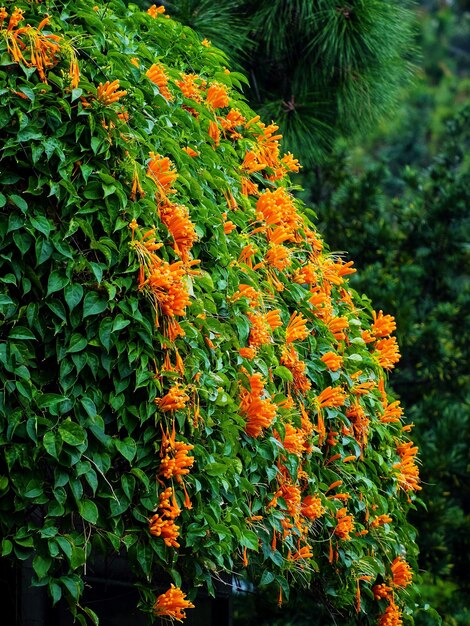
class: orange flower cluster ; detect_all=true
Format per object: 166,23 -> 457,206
158,423 -> 194,509
280,346 -> 311,393
247,309 -> 282,347
219,108 -> 245,140
175,73 -> 205,102
97,80 -> 127,105
149,487 -> 181,547
285,311 -> 309,344
160,202 -> 197,261
3,12 -> 62,83
378,600 -> 403,626
394,440 -> 421,492
321,351 -> 343,371
281,152 -> 301,173
206,82 -> 229,109
147,153 -> 178,197
375,336 -> 401,369
316,386 -> 347,409
391,556 -> 413,588
320,257 -> 356,286
153,584 -> 194,621
147,4 -> 165,18
256,188 -> 302,242
265,243 -> 291,271
301,495 -> 325,520
240,373 -> 277,437
155,384 -> 189,412
274,423 -> 304,456
334,507 -> 355,540
146,63 -> 173,100
371,310 -> 397,338
370,514 -> 393,528
346,401 -> 370,448
373,583 -> 393,600
231,284 -> 260,308
208,120 -> 220,146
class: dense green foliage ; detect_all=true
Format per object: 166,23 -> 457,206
159,0 -> 416,165
0,1 -> 421,624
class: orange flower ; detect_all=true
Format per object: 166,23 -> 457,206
290,545 -> 313,561
391,556 -> 413,588
326,316 -> 349,342
371,310 -> 397,338
256,187 -> 302,242
316,386 -> 347,408
301,495 -> 325,520
206,82 -> 229,109
219,108 -> 246,139
175,73 -> 204,102
242,151 -> 267,174
96,80 -> 127,105
182,146 -> 198,157
224,220 -> 236,234
147,4 -> 166,18
381,399 -> 404,423
285,311 -> 309,344
373,583 -> 393,600
7,6 -> 24,30
159,425 -> 194,484
149,487 -> 181,547
275,423 -> 304,456
247,311 -> 281,347
370,514 -> 393,528
231,284 -> 260,307
160,202 -> 197,261
334,507 -> 354,540
240,373 -> 277,438
375,336 -> 401,369
321,258 -> 356,286
265,244 -> 291,271
239,347 -> 256,360
280,345 -> 311,393
153,585 -> 195,621
201,38 -> 211,47
378,600 -> 403,626
208,120 -> 220,146
281,152 -> 301,172
155,385 -> 189,412
146,63 -> 173,100
241,176 -> 259,196
266,309 -> 282,330
394,440 -> 421,492
320,351 -> 343,371
147,153 -> 178,194
346,402 -> 370,448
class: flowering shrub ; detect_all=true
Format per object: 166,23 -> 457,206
0,1 -> 420,624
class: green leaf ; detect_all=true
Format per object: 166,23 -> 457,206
64,284 -> 83,312
240,529 -> 259,551
77,500 -> 98,524
58,419 -> 86,446
66,334 -> 87,353
83,291 -> 108,318
9,194 -> 28,212
8,327 -> 36,340
33,554 -> 52,578
259,570 -> 275,586
273,366 -> 293,382
43,431 -> 61,459
47,271 -> 69,297
204,462 -> 228,476
115,437 -> 137,462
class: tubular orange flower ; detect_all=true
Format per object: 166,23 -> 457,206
378,600 -> 403,626
160,202 -> 197,261
175,73 -> 204,102
208,120 -> 220,146
146,63 -> 173,100
7,6 -> 24,30
201,38 -> 211,47
149,487 -> 181,547
280,345 -> 311,393
224,220 -> 236,234
96,80 -> 127,105
265,244 -> 291,271
281,152 -> 301,172
0,7 -> 8,29
391,556 -> 413,588
240,373 -> 277,437
148,4 -> 166,17
239,347 -> 256,360
247,311 -> 274,347
256,187 -> 302,242
394,440 -> 421,492
301,495 -> 325,520
265,309 -> 282,330
370,514 -> 393,528
206,82 -> 229,109
373,583 -> 393,600
290,545 -> 313,561
285,311 -> 309,344
326,316 -> 349,342
381,398 -> 404,423
231,284 -> 260,307
159,424 -> 194,484
316,386 -> 347,408
147,153 -> 178,196
182,146 -> 198,157
321,351 -> 343,371
375,336 -> 401,369
155,385 -> 189,412
275,423 -> 304,456
242,151 -> 267,174
220,108 -> 246,139
371,310 -> 397,338
346,402 -> 370,448
334,507 -> 355,540
153,585 -> 194,621
241,176 -> 259,196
